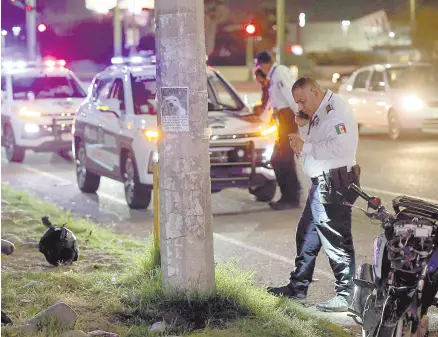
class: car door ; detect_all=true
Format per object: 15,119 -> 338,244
91,78 -> 126,177
366,69 -> 389,126
84,77 -> 115,176
346,69 -> 372,125
95,78 -> 125,177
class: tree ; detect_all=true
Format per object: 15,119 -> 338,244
413,7 -> 438,61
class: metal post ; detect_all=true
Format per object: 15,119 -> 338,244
276,0 -> 285,64
113,0 -> 122,57
130,0 -> 137,56
410,0 -> 416,39
26,0 -> 37,61
155,0 -> 216,294
153,160 -> 160,256
246,36 -> 254,81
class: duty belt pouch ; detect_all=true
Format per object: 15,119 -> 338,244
317,174 -> 333,204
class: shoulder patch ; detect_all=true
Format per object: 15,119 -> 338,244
334,123 -> 347,135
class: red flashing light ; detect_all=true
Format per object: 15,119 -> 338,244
25,5 -> 33,11
245,24 -> 256,35
38,23 -> 47,32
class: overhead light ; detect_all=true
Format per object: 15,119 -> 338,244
1,30 -> 7,36
341,20 -> 351,27
12,26 -> 21,36
299,13 -> 306,27
389,31 -> 395,38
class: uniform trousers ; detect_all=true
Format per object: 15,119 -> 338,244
289,183 -> 356,298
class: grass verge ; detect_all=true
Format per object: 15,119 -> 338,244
1,184 -> 352,337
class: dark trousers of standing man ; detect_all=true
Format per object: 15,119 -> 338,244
271,147 -> 301,204
289,183 -> 356,298
271,107 -> 301,206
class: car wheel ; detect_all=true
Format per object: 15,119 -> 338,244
249,180 -> 277,202
123,152 -> 152,209
76,142 -> 100,193
4,124 -> 25,163
388,110 -> 403,140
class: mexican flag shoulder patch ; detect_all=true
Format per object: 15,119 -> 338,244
335,123 -> 347,135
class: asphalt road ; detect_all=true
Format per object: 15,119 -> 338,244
2,129 -> 438,330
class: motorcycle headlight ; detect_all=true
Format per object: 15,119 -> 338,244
403,95 -> 425,111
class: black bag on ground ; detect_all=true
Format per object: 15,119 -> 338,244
39,216 -> 79,266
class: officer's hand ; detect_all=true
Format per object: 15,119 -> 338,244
295,114 -> 310,127
289,134 -> 304,153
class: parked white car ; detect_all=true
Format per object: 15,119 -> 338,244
338,63 -> 438,139
72,56 -> 278,209
1,60 -> 87,162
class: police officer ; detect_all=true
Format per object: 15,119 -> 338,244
267,77 -> 360,312
253,68 -> 270,117
255,51 -> 301,210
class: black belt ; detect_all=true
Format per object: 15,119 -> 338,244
311,170 -> 355,186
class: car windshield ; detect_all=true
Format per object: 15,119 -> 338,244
208,72 -> 243,111
386,66 -> 438,89
131,73 -> 157,115
12,74 -> 86,100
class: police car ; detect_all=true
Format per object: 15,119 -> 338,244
1,59 -> 87,162
72,56 -> 278,209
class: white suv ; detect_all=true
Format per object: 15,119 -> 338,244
338,63 -> 438,139
73,57 -> 278,209
1,60 -> 87,162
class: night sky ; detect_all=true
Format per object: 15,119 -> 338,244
2,0 -> 436,30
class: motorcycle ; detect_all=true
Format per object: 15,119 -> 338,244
347,184 -> 438,337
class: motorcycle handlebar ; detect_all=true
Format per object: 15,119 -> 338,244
349,183 -> 372,202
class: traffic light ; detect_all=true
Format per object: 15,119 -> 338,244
245,23 -> 256,36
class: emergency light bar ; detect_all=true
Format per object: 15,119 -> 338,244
111,55 -> 156,66
2,59 -> 66,70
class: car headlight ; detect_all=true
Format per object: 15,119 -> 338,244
19,107 -> 41,118
260,124 -> 278,137
143,129 -> 159,142
403,95 -> 425,111
24,123 -> 40,133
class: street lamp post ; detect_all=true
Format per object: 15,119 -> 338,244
26,0 -> 37,61
113,0 -> 122,57
410,0 -> 416,41
276,0 -> 285,64
1,30 -> 7,53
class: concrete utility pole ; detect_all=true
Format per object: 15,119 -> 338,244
113,0 -> 122,57
26,0 -> 37,61
155,0 -> 216,295
276,0 -> 285,64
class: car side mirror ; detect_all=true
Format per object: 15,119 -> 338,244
97,98 -> 121,118
208,100 -> 220,111
370,84 -> 385,92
